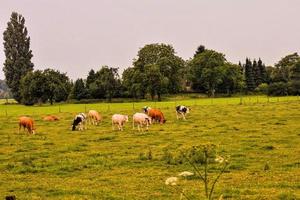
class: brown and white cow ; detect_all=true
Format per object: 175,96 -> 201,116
143,106 -> 166,124
19,116 -> 35,134
133,113 -> 151,132
112,114 -> 129,131
87,110 -> 102,125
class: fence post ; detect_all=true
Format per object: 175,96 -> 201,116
239,96 -> 242,105
267,96 -> 270,103
59,105 -> 61,113
132,102 -> 135,111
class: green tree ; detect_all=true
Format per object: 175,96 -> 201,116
133,43 -> 185,98
188,50 -> 226,97
219,63 -> 244,96
43,69 -> 72,104
194,45 -> 206,57
273,53 -> 300,82
145,64 -> 168,101
20,70 -> 47,105
89,66 -> 120,102
3,12 -> 34,102
252,59 -> 262,87
71,79 -> 88,100
258,58 -> 267,83
289,61 -> 300,95
244,58 -> 256,92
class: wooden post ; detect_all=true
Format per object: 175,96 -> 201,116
240,97 -> 242,105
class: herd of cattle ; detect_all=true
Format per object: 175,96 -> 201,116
18,105 -> 190,134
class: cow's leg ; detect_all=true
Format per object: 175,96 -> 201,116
18,124 -> 21,134
182,113 -> 186,120
112,121 -> 115,131
132,121 -> 135,130
176,112 -> 179,119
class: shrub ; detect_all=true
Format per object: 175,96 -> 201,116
268,82 -> 288,96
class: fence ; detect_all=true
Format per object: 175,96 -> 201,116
0,95 -> 299,117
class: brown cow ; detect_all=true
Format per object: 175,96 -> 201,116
43,115 -> 59,121
143,107 -> 166,124
19,116 -> 35,134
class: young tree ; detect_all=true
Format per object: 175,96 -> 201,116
252,59 -> 262,87
3,12 -> 34,102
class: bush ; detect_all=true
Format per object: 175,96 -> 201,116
255,83 -> 268,94
268,82 -> 288,96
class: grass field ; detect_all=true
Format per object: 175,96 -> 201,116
0,96 -> 299,199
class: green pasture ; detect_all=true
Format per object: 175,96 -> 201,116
0,96 -> 299,199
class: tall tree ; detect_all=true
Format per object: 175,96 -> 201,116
3,12 -> 34,102
273,53 -> 300,82
244,58 -> 256,92
188,50 -> 226,97
289,61 -> 300,95
133,43 -> 185,98
258,58 -> 267,83
252,59 -> 261,87
71,79 -> 88,100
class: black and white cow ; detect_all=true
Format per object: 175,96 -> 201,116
72,113 -> 87,131
176,105 -> 190,120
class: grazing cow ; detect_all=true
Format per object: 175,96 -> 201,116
43,115 -> 59,121
19,116 -> 35,134
176,105 -> 190,120
72,113 -> 86,131
87,110 -> 102,125
133,113 -> 151,132
111,114 -> 129,131
143,106 -> 166,124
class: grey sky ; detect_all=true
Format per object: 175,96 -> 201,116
0,0 -> 299,80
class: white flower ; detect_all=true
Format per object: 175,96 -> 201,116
178,171 -> 194,177
215,156 -> 224,163
165,177 -> 178,186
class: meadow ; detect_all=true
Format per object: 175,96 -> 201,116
0,96 -> 299,199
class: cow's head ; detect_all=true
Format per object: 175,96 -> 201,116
124,115 -> 129,122
161,119 -> 167,124
143,106 -> 151,113
31,128 -> 36,134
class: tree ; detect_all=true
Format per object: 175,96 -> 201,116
274,53 -> 300,82
71,79 -> 88,100
132,43 -> 185,99
20,70 -> 47,105
258,58 -> 267,83
289,61 -> 300,95
219,63 -> 244,96
43,69 -> 72,104
244,58 -> 256,92
252,59 -> 262,87
3,12 -> 34,102
194,45 -> 206,57
188,50 -> 226,97
145,64 -> 168,101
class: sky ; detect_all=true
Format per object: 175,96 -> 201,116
0,0 -> 299,80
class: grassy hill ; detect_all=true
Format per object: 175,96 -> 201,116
0,97 -> 299,199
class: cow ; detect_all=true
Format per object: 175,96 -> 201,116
19,116 -> 35,134
133,113 -> 151,132
72,113 -> 86,131
143,106 -> 166,124
176,105 -> 190,120
87,110 -> 102,125
111,114 -> 129,131
43,115 -> 59,121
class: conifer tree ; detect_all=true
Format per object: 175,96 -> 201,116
3,12 -> 34,102
244,58 -> 255,92
258,58 -> 267,83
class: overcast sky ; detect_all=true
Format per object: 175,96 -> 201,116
0,0 -> 299,80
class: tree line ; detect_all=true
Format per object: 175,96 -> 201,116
2,12 -> 300,105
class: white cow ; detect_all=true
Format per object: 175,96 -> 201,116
112,114 -> 129,131
132,113 -> 151,132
